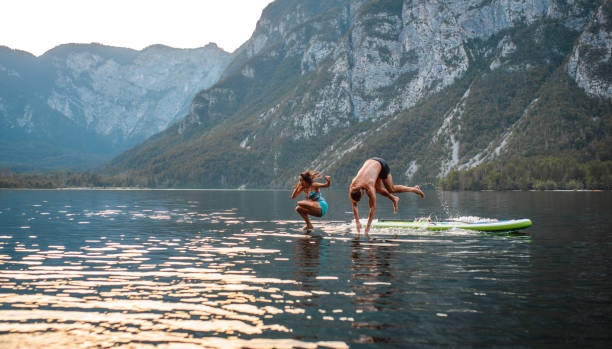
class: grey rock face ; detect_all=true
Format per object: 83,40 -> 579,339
239,0 -> 609,181
267,0 -> 600,141
285,0 -> 610,153
0,43 -> 230,168
46,44 -> 230,145
162,0 -> 610,149
567,1 -> 612,99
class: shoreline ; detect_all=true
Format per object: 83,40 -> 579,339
0,187 -> 607,192
0,187 -> 288,191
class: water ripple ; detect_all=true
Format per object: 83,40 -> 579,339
5,190 -> 605,348
0,205 -> 359,347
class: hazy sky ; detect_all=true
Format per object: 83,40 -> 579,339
1,0 -> 275,56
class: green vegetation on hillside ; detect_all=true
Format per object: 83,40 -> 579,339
0,170 -> 143,189
438,156 -> 612,190
508,67 -> 612,161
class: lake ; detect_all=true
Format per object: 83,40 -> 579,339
0,189 -> 610,348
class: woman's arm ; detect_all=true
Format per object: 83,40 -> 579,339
291,182 -> 303,199
312,176 -> 331,189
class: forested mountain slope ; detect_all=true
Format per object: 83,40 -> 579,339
105,0 -> 612,189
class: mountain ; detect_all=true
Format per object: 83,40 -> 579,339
0,43 -> 230,170
104,0 -> 612,189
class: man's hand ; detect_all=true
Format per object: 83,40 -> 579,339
355,219 -> 361,233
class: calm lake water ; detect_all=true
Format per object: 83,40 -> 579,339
0,189 -> 610,348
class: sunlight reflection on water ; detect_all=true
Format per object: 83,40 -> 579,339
0,202 -> 356,348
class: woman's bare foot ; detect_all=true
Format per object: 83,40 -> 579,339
392,195 -> 399,213
413,185 -> 425,198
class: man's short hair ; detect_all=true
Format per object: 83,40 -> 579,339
350,187 -> 362,202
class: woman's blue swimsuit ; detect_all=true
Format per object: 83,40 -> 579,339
308,190 -> 328,216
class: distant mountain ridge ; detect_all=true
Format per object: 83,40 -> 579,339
103,0 -> 611,189
0,42 -> 230,169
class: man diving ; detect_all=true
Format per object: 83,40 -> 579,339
349,157 -> 424,234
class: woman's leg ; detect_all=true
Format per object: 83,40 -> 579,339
296,200 -> 322,229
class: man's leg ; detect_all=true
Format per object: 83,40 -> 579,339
375,178 -> 399,213
382,174 -> 425,198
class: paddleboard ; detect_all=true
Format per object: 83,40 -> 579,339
372,218 -> 532,232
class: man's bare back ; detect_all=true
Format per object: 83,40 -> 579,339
350,159 -> 382,189
349,158 -> 424,234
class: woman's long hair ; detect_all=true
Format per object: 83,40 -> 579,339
293,170 -> 322,188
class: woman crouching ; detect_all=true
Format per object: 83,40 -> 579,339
291,170 -> 331,230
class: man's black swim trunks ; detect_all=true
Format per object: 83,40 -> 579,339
370,157 -> 390,179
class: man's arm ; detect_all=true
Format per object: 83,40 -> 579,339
365,186 -> 376,234
352,201 -> 361,233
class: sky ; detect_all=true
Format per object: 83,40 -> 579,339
1,0 -> 275,56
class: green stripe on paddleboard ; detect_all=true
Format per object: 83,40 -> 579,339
372,219 -> 532,232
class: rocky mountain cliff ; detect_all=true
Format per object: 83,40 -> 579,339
0,43 -> 229,169
105,0 -> 611,188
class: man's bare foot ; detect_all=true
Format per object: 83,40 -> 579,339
413,185 -> 425,198
392,195 -> 399,213
302,225 -> 314,231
